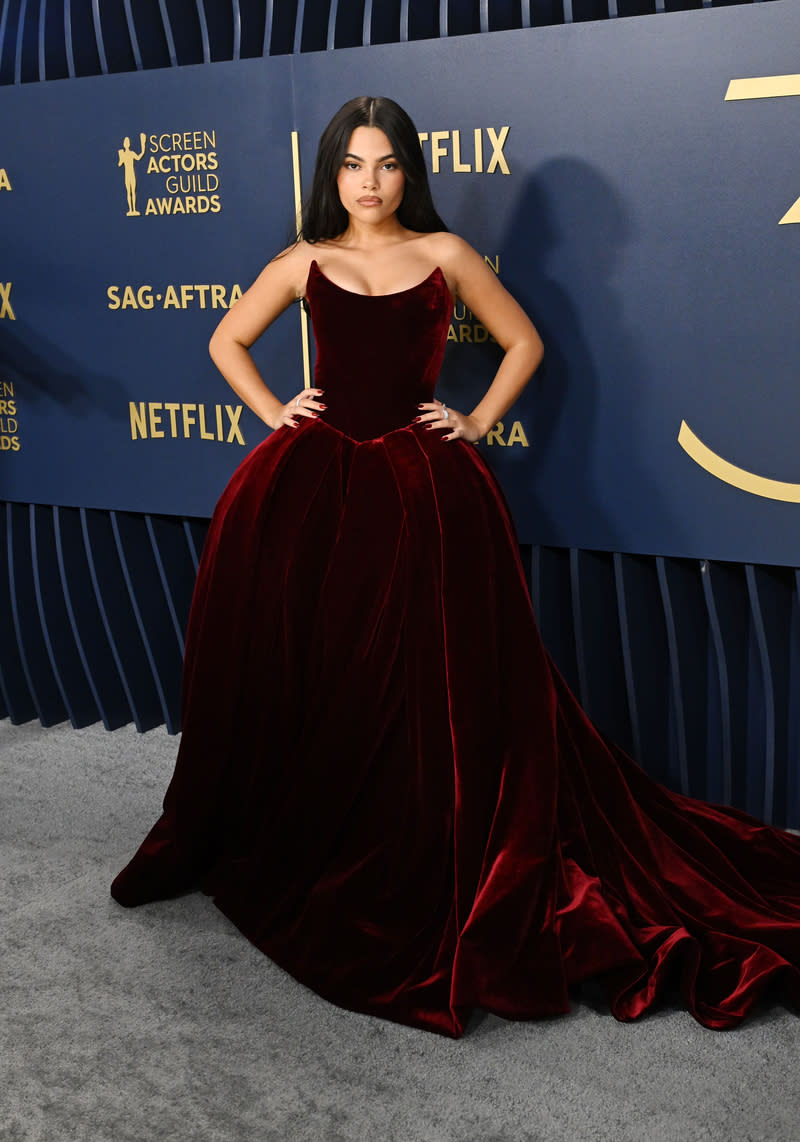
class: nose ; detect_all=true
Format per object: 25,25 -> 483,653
362,170 -> 377,189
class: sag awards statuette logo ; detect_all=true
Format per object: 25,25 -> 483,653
117,130 -> 221,217
678,74 -> 800,501
0,381 -> 20,451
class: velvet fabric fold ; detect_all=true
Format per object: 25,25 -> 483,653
112,259 -> 800,1037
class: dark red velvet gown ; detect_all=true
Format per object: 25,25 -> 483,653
112,260 -> 800,1036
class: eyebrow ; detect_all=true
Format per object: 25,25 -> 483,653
343,152 -> 397,162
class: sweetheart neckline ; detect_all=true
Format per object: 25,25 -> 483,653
308,259 -> 445,299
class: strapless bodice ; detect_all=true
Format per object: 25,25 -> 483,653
304,260 -> 452,441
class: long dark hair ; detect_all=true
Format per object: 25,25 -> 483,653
300,96 -> 448,241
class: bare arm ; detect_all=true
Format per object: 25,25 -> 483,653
421,235 -> 543,442
208,245 -> 322,430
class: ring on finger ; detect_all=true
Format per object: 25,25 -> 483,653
441,402 -> 450,421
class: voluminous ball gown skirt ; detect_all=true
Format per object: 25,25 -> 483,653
111,260 -> 800,1037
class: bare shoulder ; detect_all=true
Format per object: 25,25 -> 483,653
212,240 -> 325,346
417,232 -> 498,298
415,231 -> 474,265
250,240 -> 324,300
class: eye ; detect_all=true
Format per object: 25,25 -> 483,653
343,161 -> 360,171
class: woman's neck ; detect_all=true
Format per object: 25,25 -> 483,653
334,217 -> 411,250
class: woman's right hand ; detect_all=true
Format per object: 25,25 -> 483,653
272,388 -> 326,429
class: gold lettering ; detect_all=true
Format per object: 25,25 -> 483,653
203,131 -> 216,149
474,128 -> 483,173
447,324 -> 458,342
211,285 -> 227,309
484,255 -> 499,274
486,421 -> 505,446
180,285 -> 194,308
458,324 -> 472,343
486,126 -> 510,174
129,402 -> 148,440
146,156 -> 160,174
0,168 -> 11,191
164,402 -> 180,436
182,404 -> 197,437
229,284 -> 242,306
507,421 -> 529,447
225,405 -> 245,445
451,130 -> 470,173
0,282 -> 15,320
148,402 -> 165,438
195,284 -> 209,308
198,405 -> 215,440
0,382 -> 14,396
163,285 -> 180,308
431,130 -> 449,174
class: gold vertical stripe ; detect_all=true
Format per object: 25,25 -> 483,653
725,75 -> 800,101
291,130 -> 311,390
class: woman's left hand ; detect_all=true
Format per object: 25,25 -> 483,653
415,400 -> 483,443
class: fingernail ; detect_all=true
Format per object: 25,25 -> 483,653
318,404 -> 327,410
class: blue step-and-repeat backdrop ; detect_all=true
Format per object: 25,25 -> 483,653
2,2 -> 800,564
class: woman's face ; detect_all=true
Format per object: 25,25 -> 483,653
336,127 -> 405,225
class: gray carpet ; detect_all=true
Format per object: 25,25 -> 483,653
1,717 -> 798,1142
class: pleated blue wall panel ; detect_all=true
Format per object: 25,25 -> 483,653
4,499 -> 798,827
0,0 -> 779,84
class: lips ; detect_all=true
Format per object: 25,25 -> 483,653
357,196 -> 382,205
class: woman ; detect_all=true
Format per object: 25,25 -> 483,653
112,96 -> 800,1038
